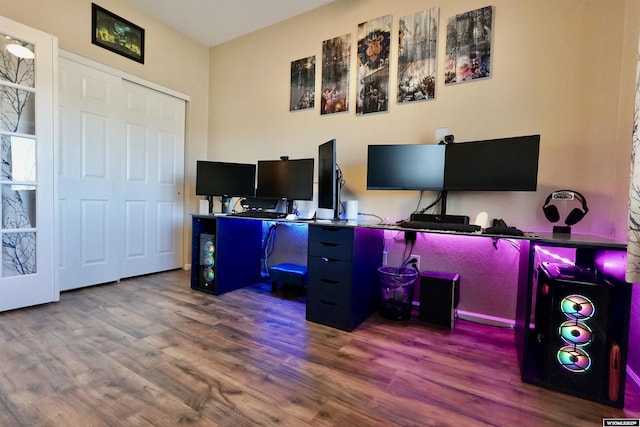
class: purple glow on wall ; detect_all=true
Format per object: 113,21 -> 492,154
594,250 -> 628,284
383,229 -> 497,250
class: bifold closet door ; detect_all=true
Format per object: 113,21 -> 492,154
58,58 -> 184,291
58,58 -> 124,291
120,80 -> 184,278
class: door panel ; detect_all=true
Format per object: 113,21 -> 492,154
121,80 -> 184,278
80,200 -> 108,265
58,57 -> 122,291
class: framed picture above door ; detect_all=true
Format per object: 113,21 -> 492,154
91,3 -> 145,64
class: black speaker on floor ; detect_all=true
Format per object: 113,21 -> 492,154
534,262 -> 614,400
419,271 -> 460,329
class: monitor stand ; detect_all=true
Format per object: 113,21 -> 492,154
334,176 -> 342,221
440,190 -> 448,217
438,191 -> 470,224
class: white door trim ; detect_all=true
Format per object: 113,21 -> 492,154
59,49 -> 190,102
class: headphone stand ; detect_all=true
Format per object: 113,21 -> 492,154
553,225 -> 572,235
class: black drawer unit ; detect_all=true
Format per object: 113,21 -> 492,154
306,224 -> 384,331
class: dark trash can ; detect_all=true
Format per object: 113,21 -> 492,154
378,266 -> 418,320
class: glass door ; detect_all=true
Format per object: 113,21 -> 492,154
0,16 -> 57,311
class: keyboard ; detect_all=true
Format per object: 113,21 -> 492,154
397,220 -> 481,233
229,211 -> 287,219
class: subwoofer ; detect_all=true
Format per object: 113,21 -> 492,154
419,271 -> 460,329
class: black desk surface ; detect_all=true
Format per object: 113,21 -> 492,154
195,214 -> 627,250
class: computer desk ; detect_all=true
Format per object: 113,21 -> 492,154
190,214 -> 632,408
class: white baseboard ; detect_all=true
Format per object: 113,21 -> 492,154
456,309 -> 515,329
410,302 -> 514,329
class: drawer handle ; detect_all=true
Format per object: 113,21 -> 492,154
320,227 -> 339,232
320,242 -> 339,247
319,299 -> 337,306
320,278 -> 338,285
321,257 -> 332,262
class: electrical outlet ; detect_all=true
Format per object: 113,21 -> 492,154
410,254 -> 421,271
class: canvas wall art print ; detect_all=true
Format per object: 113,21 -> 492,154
357,15 -> 392,115
444,6 -> 493,85
321,34 -> 350,115
397,8 -> 439,103
290,56 -> 316,111
92,3 -> 145,64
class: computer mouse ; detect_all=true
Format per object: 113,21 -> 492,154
285,214 -> 298,220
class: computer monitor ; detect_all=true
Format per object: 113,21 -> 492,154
195,160 -> 256,213
443,134 -> 540,191
318,139 -> 339,219
366,144 -> 446,191
256,158 -> 314,213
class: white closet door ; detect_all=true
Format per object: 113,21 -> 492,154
0,16 -> 57,311
121,80 -> 184,278
58,57 -> 123,290
58,59 -> 185,291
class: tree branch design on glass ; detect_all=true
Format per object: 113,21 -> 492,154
0,34 -> 37,277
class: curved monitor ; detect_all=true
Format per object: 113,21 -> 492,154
367,144 -> 445,191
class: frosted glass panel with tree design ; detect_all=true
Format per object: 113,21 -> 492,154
0,32 -> 37,276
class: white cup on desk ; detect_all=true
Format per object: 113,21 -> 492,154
345,200 -> 358,221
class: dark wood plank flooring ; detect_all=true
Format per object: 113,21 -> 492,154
0,269 -> 638,426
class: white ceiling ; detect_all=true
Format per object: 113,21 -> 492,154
124,0 -> 335,47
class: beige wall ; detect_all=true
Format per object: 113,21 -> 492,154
0,0 -> 210,265
210,0 -> 636,240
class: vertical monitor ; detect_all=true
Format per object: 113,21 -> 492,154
366,144 -> 445,190
318,139 -> 337,210
443,134 -> 540,191
195,160 -> 256,197
256,158 -> 315,201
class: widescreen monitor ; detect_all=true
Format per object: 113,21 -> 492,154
443,134 -> 540,191
366,144 -> 446,191
256,158 -> 315,201
195,160 -> 256,197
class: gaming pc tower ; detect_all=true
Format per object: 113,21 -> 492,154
191,215 -> 218,294
533,262 -> 629,407
197,233 -> 216,292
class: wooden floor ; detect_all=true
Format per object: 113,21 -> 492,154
0,269 -> 639,426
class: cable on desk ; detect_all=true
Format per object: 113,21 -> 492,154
262,223 -> 277,277
357,212 -> 385,224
